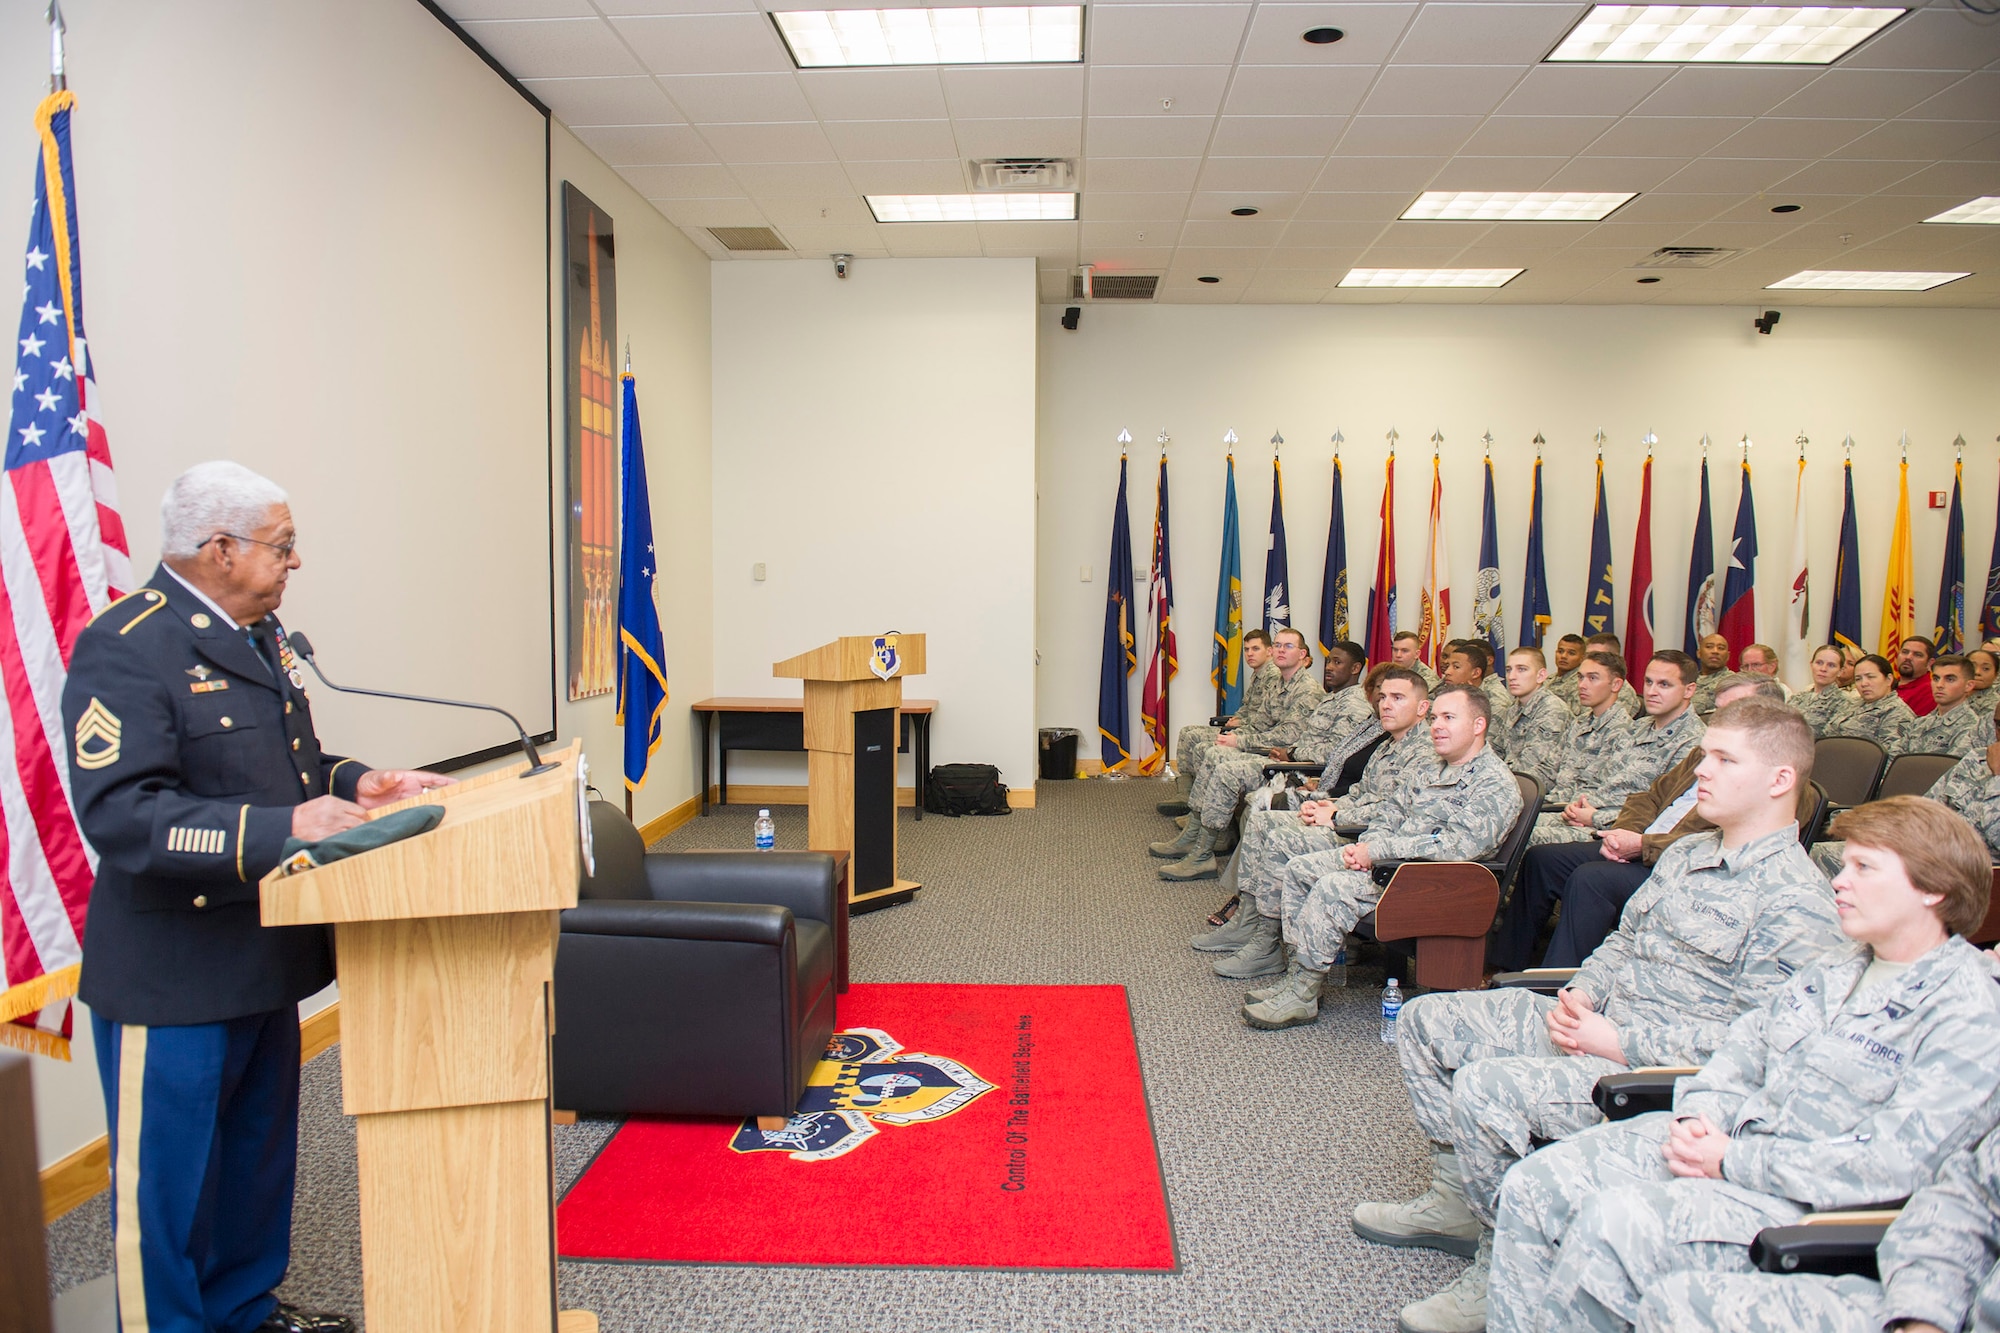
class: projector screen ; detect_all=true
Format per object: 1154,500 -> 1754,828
0,0 -> 554,769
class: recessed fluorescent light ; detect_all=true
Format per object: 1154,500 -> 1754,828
772,6 -> 1083,68
866,193 -> 1077,222
1339,268 -> 1524,289
1766,269 -> 1970,291
1925,197 -> 2000,225
1402,191 -> 1637,222
1547,5 -> 1905,64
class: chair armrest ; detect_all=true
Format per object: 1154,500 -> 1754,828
1538,801 -> 1566,813
642,851 -> 837,925
561,899 -> 793,947
1592,1067 -> 1700,1120
1210,715 -> 1232,727
1490,967 -> 1578,993
1335,824 -> 1366,840
1749,1220 -> 1895,1278
1261,761 -> 1328,778
1369,859 -> 1507,887
1370,863 -> 1503,942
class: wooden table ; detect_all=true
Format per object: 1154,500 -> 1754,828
689,697 -> 936,819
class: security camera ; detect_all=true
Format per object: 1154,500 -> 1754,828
1753,309 -> 1781,335
1060,306 -> 1081,331
831,253 -> 851,280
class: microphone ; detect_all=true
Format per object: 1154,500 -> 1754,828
287,632 -> 556,777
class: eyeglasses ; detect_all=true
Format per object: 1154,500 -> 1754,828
197,532 -> 297,559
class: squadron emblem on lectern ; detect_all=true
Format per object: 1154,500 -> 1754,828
729,1027 -> 994,1162
869,631 -> 902,681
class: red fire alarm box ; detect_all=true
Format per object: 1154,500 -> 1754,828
1930,491 -> 1950,509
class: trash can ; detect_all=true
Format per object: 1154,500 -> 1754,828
1038,727 -> 1080,780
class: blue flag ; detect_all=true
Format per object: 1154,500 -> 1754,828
1263,458 -> 1291,630
1684,458 -> 1716,653
615,372 -> 670,793
1718,460 -> 1758,663
1519,457 -> 1550,648
1211,455 -> 1244,715
1935,459 -> 1966,652
1582,458 -> 1616,639
1319,457 -> 1350,658
1832,458 -> 1864,654
1475,457 -> 1504,657
1983,463 -> 2000,643
1098,455 -> 1136,770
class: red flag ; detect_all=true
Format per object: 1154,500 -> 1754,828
1625,454 -> 1655,669
1366,452 -> 1397,664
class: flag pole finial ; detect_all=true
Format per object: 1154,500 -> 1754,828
1271,430 -> 1283,456
46,0 -> 65,93
1116,428 -> 1131,457
1843,433 -> 1854,460
1796,429 -> 1808,462
1532,431 -> 1544,460
1430,428 -> 1443,458
1593,427 -> 1606,460
624,338 -> 631,374
1955,433 -> 1966,461
1223,428 -> 1238,452
1900,430 -> 1909,461
1156,429 -> 1170,456
1386,426 -> 1399,456
1331,428 -> 1344,459
1481,429 -> 1494,457
1641,429 -> 1657,457
1701,432 -> 1710,458
1740,434 -> 1752,463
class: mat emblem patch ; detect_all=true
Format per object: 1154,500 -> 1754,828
869,631 -> 901,681
730,1027 -> 993,1162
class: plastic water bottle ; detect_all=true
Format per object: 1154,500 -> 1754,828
1380,977 -> 1404,1045
753,809 -> 776,852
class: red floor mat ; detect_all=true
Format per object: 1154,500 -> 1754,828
556,983 -> 1177,1271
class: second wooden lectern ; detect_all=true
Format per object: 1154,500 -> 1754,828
260,743 -> 595,1333
774,634 -> 925,910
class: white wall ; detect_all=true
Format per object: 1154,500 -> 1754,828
1037,303 -> 2000,748
711,259 -> 1038,791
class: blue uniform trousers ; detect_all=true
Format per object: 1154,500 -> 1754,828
93,1007 -> 299,1333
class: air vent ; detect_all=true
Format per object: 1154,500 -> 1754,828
1634,246 -> 1740,270
972,157 -> 1077,191
707,226 -> 790,252
1072,273 -> 1159,301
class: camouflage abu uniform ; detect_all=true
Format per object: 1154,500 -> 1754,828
1490,937 -> 2000,1333
1184,685 -> 1370,831
1547,668 -> 1581,713
1541,704 -> 1635,807
1902,697 -> 1986,758
1634,1127 -> 2000,1333
1530,706 -> 1705,847
1691,670 -> 1730,718
1236,724 -> 1432,918
1226,665 -> 1324,753
1490,686 -> 1572,792
1280,746 -> 1522,967
1175,658 -> 1279,777
1790,682 -> 1849,739
1482,672 -> 1515,723
1815,745 -> 2000,875
1397,825 -> 1841,1226
1825,691 -> 1915,756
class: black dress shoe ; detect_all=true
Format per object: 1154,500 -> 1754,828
259,1303 -> 356,1333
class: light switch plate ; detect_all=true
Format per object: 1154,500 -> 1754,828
753,562 -> 767,581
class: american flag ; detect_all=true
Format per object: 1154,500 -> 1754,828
1,91 -> 130,1058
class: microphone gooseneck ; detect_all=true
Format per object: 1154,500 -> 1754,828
286,632 -> 556,777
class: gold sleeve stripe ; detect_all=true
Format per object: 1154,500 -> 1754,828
328,758 -> 361,788
167,827 -> 227,855
235,805 -> 250,882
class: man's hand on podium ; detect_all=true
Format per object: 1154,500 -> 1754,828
355,768 -> 455,809
292,796 -> 366,841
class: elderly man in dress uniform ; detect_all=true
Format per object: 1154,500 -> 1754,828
62,462 -> 449,1333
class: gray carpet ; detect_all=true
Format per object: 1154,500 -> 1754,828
46,778 -> 1468,1331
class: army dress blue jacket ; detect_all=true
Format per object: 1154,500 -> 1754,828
60,566 -> 367,1026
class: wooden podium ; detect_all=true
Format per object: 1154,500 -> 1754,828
774,634 -> 925,912
260,743 -> 596,1333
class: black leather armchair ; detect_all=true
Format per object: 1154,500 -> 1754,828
551,800 -> 839,1119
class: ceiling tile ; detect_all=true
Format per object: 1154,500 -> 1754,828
1082,157 -> 1206,191
880,223 -> 983,257
1180,216 -> 1292,244
659,73 -> 815,123
1188,190 -> 1305,218
1425,156 -> 1566,190
755,195 -> 875,225
1289,191 -> 1412,221
1833,120 -> 1998,161
1372,218 -> 1491,247
1713,118 -> 1876,159
1594,193 -> 1727,224
1771,70 -> 1962,121
767,224 -> 889,254
1280,218 -> 1392,245
571,124 -> 716,164
1907,72 -> 2000,123
976,220 -> 1080,259
1837,9 -> 2000,72
1631,68 -> 1817,119
1081,219 -> 1182,245
1260,246 -> 1364,269
654,198 -> 766,226
456,18 -> 641,79
939,67 -> 1087,119
1088,65 -> 1235,117
1338,115 -> 1481,156
799,69 -> 949,122
610,14 -> 793,76
1222,65 -> 1373,116
1081,191 -> 1193,220
1195,156 -> 1327,192
620,163 -> 742,197
1884,160 -> 2000,196
697,122 -> 838,163
1457,116 -> 1616,157
1241,280 -> 1334,302
1658,157 -> 1810,193
953,118 -> 1086,158
1311,155 -> 1446,191
439,0 -> 595,16
526,76 -> 684,126
728,162 -> 856,195
1390,4 -> 1582,65
1086,115 -> 1218,156
595,0 -> 756,13
1076,244 -> 1177,269
1088,5 -> 1253,65
1586,116 -> 1751,158
1362,65 -> 1523,116
1772,159 -> 1925,197
822,119 -> 960,161
1209,115 -> 1346,157
1540,156 -> 1682,191
1236,3 -> 1419,65
841,160 -> 970,192
1495,65 -> 1671,117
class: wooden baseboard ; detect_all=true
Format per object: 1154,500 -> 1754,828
637,790 -> 702,844
709,783 -> 920,808
41,1000 -> 342,1224
1007,786 -> 1036,808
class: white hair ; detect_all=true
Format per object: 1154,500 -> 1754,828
159,461 -> 289,559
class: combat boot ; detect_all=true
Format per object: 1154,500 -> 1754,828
1212,908 -> 1283,978
1353,1151 -> 1485,1257
1243,946 -> 1299,1001
1242,964 -> 1326,1029
1157,771 -> 1194,815
1396,1229 -> 1491,1333
1149,821 -> 1202,858
1159,826 -> 1220,880
1190,898 -> 1258,952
